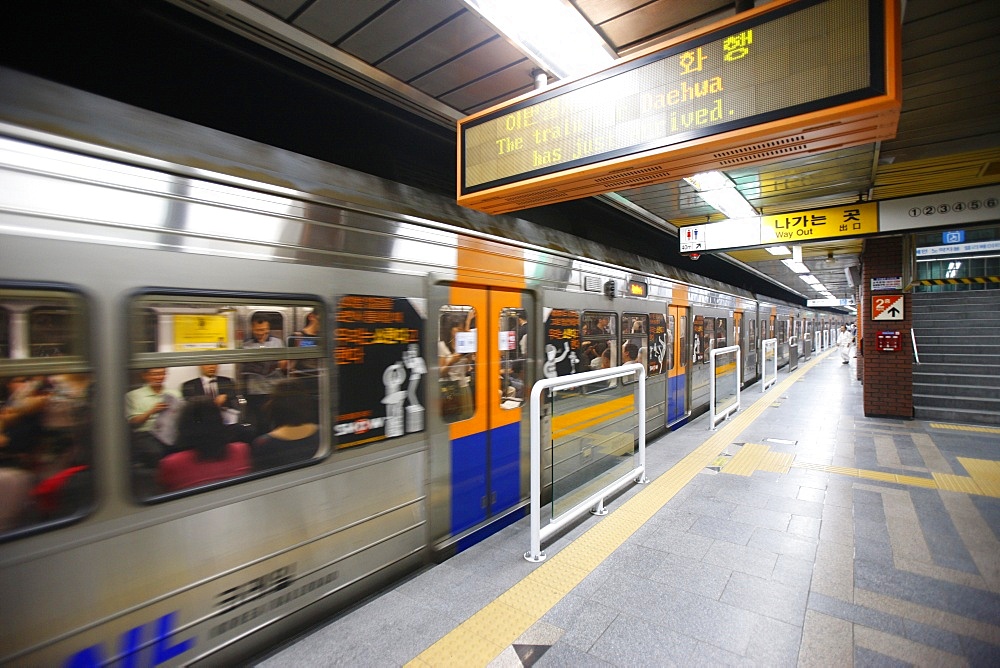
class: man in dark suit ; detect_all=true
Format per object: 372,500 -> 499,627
182,364 -> 251,443
181,364 -> 238,411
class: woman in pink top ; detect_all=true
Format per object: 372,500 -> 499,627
158,397 -> 250,492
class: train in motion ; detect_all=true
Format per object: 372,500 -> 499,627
0,70 -> 848,665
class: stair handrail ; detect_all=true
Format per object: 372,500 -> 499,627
911,328 -> 921,365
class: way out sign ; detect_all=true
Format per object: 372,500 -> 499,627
872,294 -> 904,321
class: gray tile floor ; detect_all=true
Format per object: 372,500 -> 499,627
257,351 -> 1000,667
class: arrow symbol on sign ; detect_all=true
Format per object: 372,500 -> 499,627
888,306 -> 900,316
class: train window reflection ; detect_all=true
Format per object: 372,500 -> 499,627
648,313 -> 667,376
715,318 -> 728,350
679,315 -> 689,367
128,296 -> 325,501
439,306 -> 476,423
29,306 -> 75,357
581,311 -> 617,392
622,313 -> 648,383
499,308 -> 527,408
1,287 -> 93,539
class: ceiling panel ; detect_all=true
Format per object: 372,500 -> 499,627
290,0 -> 388,44
169,0 -> 1000,300
378,12 -> 496,83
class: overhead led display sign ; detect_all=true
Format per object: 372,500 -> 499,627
457,0 -> 900,214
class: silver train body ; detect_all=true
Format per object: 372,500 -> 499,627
0,70 -> 846,666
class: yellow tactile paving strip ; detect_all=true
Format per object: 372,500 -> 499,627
405,350 -> 836,667
720,443 -> 1000,497
958,457 -> 1000,496
929,422 -> 1000,435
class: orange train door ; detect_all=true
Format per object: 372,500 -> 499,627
436,284 -> 533,542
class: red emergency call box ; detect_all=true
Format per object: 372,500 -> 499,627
876,331 -> 902,352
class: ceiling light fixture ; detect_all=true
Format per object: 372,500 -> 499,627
781,259 -> 810,274
462,0 -> 614,79
766,246 -> 792,256
683,171 -> 758,219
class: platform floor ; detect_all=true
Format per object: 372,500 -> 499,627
256,348 -> 1000,667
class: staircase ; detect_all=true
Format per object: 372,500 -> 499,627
912,291 -> 1000,426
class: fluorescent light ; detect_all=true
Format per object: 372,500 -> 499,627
766,246 -> 792,255
463,0 -> 614,79
799,274 -> 820,285
781,259 -> 810,273
684,171 -> 758,219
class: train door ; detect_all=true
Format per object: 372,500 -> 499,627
435,285 -> 533,540
667,305 -> 689,424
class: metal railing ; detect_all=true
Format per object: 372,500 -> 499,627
709,344 -> 741,430
911,328 -> 921,364
526,362 -> 646,563
761,338 -> 778,392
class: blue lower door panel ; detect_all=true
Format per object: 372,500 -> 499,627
451,431 -> 487,535
489,422 -> 521,513
668,374 -> 687,422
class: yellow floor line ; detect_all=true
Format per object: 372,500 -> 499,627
406,349 -> 835,667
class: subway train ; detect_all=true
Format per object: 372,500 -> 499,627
0,70 -> 848,665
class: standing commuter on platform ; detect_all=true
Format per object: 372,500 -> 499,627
837,325 -> 853,364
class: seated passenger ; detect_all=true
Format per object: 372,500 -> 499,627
250,378 -> 319,471
32,434 -> 91,522
126,368 -> 181,467
157,397 -> 250,492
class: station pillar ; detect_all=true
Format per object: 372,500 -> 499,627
860,236 -> 913,418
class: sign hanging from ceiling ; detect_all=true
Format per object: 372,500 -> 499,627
678,202 -> 879,253
457,0 -> 901,214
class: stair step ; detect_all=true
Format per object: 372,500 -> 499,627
913,406 -> 1000,427
913,383 -> 1000,399
913,373 -> 1000,389
915,363 -> 1000,376
919,353 -> 1000,363
912,393 -> 1000,413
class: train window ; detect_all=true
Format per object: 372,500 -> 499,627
544,308 -> 580,377
622,313 -> 648,382
715,318 -> 728,350
499,308 -> 527,408
777,320 -> 788,346
679,315 -> 688,367
580,311 -> 617,368
748,319 -> 757,352
581,311 -> 617,392
648,313 -> 667,375
439,306 -> 476,423
127,295 -> 325,501
1,287 -> 93,539
693,315 -> 711,364
335,295 -> 426,447
28,306 -> 76,357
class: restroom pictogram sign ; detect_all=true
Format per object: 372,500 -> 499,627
872,294 -> 904,321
